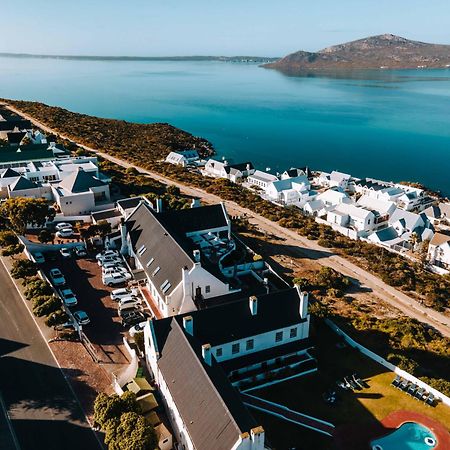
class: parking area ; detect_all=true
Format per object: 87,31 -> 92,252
40,249 -> 149,368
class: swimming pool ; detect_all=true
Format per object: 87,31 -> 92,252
371,422 -> 438,450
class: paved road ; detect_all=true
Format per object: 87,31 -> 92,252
0,261 -> 101,450
4,102 -> 449,338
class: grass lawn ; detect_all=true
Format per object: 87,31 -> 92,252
250,324 -> 450,450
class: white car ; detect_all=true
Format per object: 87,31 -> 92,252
102,261 -> 125,270
96,250 -> 119,261
129,321 -> 147,337
110,287 -> 139,301
56,228 -> 73,238
33,252 -> 45,264
60,288 -> 78,307
118,296 -> 142,309
55,222 -> 73,231
74,246 -> 87,257
60,247 -> 72,259
102,272 -> 129,286
98,255 -> 123,266
49,268 -> 65,287
118,303 -> 143,317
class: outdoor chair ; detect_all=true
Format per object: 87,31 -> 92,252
391,375 -> 401,387
399,380 -> 409,391
407,384 -> 418,396
425,394 -> 435,407
414,388 -> 426,400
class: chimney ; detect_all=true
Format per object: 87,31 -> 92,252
250,426 -> 265,448
246,163 -> 251,172
193,249 -> 201,263
119,219 -> 128,255
249,296 -> 258,316
182,316 -> 193,335
202,343 -> 212,365
191,198 -> 201,208
156,198 -> 163,213
295,285 -> 309,319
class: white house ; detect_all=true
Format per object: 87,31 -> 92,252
423,203 -> 450,225
327,203 -> 376,233
144,287 -> 313,450
265,175 -> 310,205
357,195 -> 397,229
165,149 -> 199,167
427,232 -> 450,271
329,171 -> 351,190
124,202 -> 241,318
247,170 -> 278,190
202,159 -> 255,183
280,167 -> 311,180
316,189 -> 350,208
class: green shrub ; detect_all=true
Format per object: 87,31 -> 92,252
0,230 -> 19,247
45,309 -> 69,327
33,296 -> 61,317
11,259 -> 37,279
25,280 -> 53,300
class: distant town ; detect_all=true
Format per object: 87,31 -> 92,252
0,103 -> 449,450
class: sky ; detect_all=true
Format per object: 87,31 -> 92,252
1,0 -> 450,57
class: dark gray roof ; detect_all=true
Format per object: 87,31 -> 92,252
374,227 -> 399,242
10,176 -> 38,191
224,162 -> 254,175
91,208 -> 122,221
153,319 -> 257,450
116,197 -> 144,210
1,168 -> 20,178
6,131 -> 26,145
127,203 -> 194,301
59,168 -> 107,193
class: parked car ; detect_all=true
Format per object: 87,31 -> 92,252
102,272 -> 129,286
55,222 -> 73,231
74,245 -> 87,257
73,310 -> 90,325
118,297 -> 142,310
33,252 -> 45,264
102,261 -> 126,270
118,304 -> 143,318
96,250 -> 119,261
103,268 -> 131,280
129,321 -> 147,337
56,228 -> 73,238
98,255 -> 123,266
59,288 -> 78,307
121,310 -> 147,327
110,287 -> 139,301
60,247 -> 72,259
49,268 -> 65,287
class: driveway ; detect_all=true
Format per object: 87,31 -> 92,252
0,260 -> 101,450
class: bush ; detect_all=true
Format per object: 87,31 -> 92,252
1,243 -> 24,256
0,230 -> 19,247
45,309 -> 69,327
25,280 -> 53,300
33,296 -> 61,317
32,295 -> 54,309
93,392 -> 141,429
134,331 -> 145,354
11,259 -> 38,279
38,229 -> 54,244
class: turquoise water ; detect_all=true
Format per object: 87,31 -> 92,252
0,56 -> 449,195
371,422 -> 437,450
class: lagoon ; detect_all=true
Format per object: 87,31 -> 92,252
0,56 -> 449,195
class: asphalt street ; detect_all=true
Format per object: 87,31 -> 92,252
0,261 -> 101,450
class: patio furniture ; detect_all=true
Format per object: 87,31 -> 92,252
345,376 -> 359,390
407,383 -> 418,396
391,375 -> 401,387
425,393 -> 435,407
415,388 -> 426,401
352,373 -> 366,389
399,379 -> 409,391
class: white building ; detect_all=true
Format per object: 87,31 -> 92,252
124,202 -> 241,317
247,170 -> 278,190
202,159 -> 255,183
428,232 -> 450,271
327,203 -> 376,233
145,287 -> 313,450
165,149 -> 200,167
265,175 -> 310,205
357,195 -> 397,229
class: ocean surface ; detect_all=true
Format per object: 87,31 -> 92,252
0,56 -> 449,195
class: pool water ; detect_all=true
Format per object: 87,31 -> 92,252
371,422 -> 438,450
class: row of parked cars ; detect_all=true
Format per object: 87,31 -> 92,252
97,250 -> 133,286
110,287 -> 148,331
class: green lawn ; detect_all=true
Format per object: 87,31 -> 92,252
250,324 -> 450,450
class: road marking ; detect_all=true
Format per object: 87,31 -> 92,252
0,392 -> 21,450
0,258 -> 104,450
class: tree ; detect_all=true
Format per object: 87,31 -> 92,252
0,198 -> 54,234
32,295 -> 61,317
11,259 -> 38,279
0,230 -> 19,247
93,392 -> 141,430
105,412 -> 156,450
24,280 -> 53,299
96,220 -> 112,238
45,309 -> 69,327
2,243 -> 24,257
38,229 -> 54,244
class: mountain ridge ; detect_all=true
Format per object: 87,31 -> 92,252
264,34 -> 450,71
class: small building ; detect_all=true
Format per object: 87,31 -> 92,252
357,195 -> 397,229
265,175 -> 310,205
329,171 -> 351,190
428,232 -> 450,271
165,149 -> 200,167
202,159 -> 255,183
327,203 -> 376,233
280,166 -> 312,180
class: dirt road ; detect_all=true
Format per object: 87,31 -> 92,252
4,102 -> 449,338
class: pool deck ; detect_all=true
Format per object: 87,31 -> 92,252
334,410 -> 450,450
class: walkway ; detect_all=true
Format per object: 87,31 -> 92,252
4,102 -> 450,338
241,392 -> 335,437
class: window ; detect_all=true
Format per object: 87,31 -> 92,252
137,245 -> 146,256
146,257 -> 154,267
232,343 -> 240,354
152,266 -> 160,276
246,339 -> 254,351
205,285 -> 211,294
290,327 -> 297,338
275,331 -> 283,343
216,348 -> 223,357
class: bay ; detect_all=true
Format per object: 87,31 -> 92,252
0,56 -> 449,195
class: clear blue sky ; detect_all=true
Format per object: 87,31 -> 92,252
2,0 -> 450,56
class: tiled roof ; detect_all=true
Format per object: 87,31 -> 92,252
430,232 -> 450,247
58,168 -> 107,193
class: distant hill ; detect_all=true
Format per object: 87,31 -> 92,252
0,52 -> 278,64
264,34 -> 450,72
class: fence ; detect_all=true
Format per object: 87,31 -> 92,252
325,319 -> 450,406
